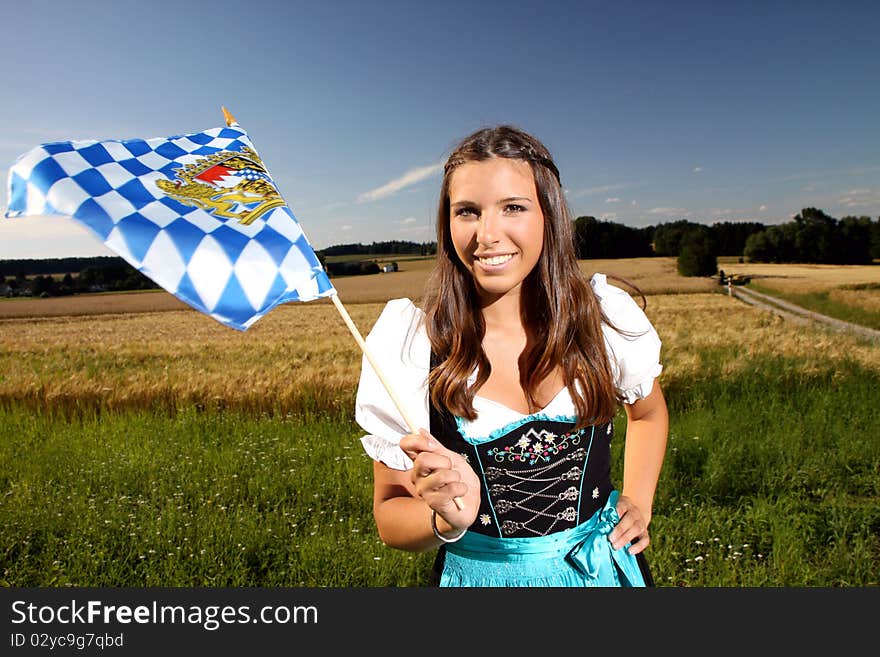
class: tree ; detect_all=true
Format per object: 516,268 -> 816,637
573,216 -> 653,259
744,208 -> 873,264
837,216 -> 873,264
745,223 -> 798,263
743,230 -> 771,262
653,220 -> 704,256
31,275 -> 56,296
57,272 -> 77,296
793,207 -> 837,263
871,218 -> 880,260
711,221 -> 766,256
677,227 -> 717,277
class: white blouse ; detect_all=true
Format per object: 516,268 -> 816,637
355,273 -> 663,471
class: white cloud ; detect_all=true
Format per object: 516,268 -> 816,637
399,217 -> 417,224
399,224 -> 431,235
838,187 -> 880,209
605,197 -> 620,203
0,215 -> 113,259
759,205 -> 767,212
692,167 -> 703,173
631,200 -> 638,206
599,212 -> 618,221
340,224 -> 353,231
777,166 -> 880,183
647,207 -> 691,216
568,183 -> 626,199
357,163 -> 443,203
319,201 -> 349,212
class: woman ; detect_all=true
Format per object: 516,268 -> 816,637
355,125 -> 668,586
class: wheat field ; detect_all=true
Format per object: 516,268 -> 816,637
1,257 -> 878,587
1,259 -> 878,415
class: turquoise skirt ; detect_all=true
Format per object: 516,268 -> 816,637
439,491 -> 648,587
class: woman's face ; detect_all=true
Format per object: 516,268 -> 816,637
448,157 -> 545,303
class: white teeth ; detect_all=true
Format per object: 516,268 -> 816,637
478,254 -> 513,266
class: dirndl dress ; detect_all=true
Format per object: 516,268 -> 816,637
355,277 -> 663,587
427,378 -> 654,588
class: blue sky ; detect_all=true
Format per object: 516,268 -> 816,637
1,0 -> 877,258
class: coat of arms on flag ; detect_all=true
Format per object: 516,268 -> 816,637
155,146 -> 285,225
4,110 -> 335,331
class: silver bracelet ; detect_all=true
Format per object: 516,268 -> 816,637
431,509 -> 466,543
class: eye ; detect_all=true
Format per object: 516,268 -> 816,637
453,206 -> 478,218
504,203 -> 527,213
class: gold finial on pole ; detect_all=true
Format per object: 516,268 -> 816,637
221,106 -> 238,127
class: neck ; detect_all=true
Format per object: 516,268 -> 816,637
478,287 -> 524,333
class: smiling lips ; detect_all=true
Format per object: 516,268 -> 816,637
475,253 -> 515,266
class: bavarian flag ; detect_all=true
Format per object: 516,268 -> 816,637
4,112 -> 335,331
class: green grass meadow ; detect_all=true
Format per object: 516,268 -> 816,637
749,281 -> 880,331
1,349 -> 877,587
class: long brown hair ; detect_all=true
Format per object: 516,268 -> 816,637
422,125 -> 642,429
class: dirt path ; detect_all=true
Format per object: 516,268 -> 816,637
730,285 -> 880,341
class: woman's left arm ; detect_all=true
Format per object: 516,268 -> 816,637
610,380 -> 669,553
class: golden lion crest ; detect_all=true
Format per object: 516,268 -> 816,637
156,146 -> 285,225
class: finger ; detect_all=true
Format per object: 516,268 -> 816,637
608,513 -> 635,547
431,482 -> 470,513
627,532 -> 650,555
611,520 -> 648,552
420,468 -> 464,494
414,479 -> 468,511
440,481 -> 469,503
411,453 -> 454,479
399,429 -> 440,461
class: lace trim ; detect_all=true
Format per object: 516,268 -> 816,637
455,412 -> 578,445
359,434 -> 412,471
618,365 -> 662,404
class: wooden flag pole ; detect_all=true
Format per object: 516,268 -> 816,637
220,107 -> 463,511
329,294 -> 419,431
330,294 -> 464,511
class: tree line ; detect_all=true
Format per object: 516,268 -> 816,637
743,208 -> 878,264
319,241 -> 437,257
1,261 -> 158,298
574,209 -> 880,276
3,210 -> 877,296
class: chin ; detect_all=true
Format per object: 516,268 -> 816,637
474,277 -> 522,298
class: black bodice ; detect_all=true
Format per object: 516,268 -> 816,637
429,398 -> 615,539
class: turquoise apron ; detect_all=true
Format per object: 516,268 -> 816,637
440,490 -> 647,587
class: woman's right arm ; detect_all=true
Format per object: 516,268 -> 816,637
372,431 -> 480,551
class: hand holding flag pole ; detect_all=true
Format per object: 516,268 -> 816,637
5,106 -> 463,511
217,107 -> 422,430
220,108 -> 463,511
331,293 -> 464,511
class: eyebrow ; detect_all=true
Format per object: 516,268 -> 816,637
450,196 -> 532,207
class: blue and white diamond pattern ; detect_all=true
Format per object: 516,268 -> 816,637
5,125 -> 335,331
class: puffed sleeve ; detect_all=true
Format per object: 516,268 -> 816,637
591,273 -> 663,404
355,298 -> 431,470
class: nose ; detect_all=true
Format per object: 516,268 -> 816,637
476,210 -> 500,246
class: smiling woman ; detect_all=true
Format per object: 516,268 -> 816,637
448,157 -> 545,301
354,125 -> 669,588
